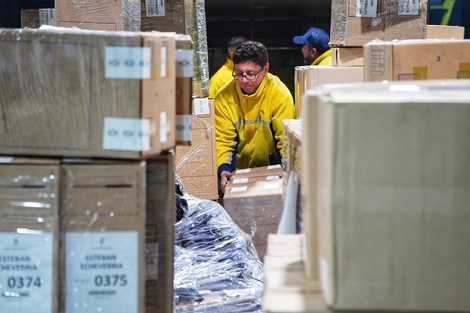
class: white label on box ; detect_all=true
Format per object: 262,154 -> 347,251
103,117 -> 151,152
145,243 -> 159,280
145,0 -> 166,17
230,186 -> 248,193
356,0 -> 377,17
193,98 -> 210,116
320,258 -> 331,305
65,232 -> 138,313
105,47 -> 151,79
176,49 -> 194,78
267,164 -> 282,170
39,8 -> 55,26
263,182 -> 281,190
175,114 -> 192,142
235,169 -> 251,174
160,112 -> 168,143
160,46 -> 167,77
0,232 -> 53,313
266,175 -> 280,181
232,178 -> 249,184
398,0 -> 419,15
0,157 -> 14,163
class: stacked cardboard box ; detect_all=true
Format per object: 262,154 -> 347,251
302,79 -> 470,311
0,26 -> 177,313
223,165 -> 283,261
175,98 -> 218,200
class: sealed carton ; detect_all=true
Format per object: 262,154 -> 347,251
0,158 -> 60,313
141,0 -> 186,34
0,27 -> 175,159
60,161 -> 146,313
55,0 -> 140,31
302,80 -> 470,311
175,98 -> 218,200
364,39 -> 470,81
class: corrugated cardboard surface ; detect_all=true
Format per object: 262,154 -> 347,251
364,39 -> 470,82
303,80 -> 470,311
223,176 -> 283,261
0,161 -> 60,313
0,28 -> 175,159
60,162 -> 146,313
383,0 -> 427,41
141,0 -> 186,34
145,153 -> 175,313
295,66 -> 363,118
426,25 -> 465,39
175,98 -> 217,200
332,47 -> 364,67
55,0 -> 141,31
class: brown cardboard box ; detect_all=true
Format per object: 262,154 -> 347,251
223,176 -> 283,261
141,0 -> 186,34
295,66 -> 363,118
364,39 -> 470,82
175,98 -> 218,200
426,25 -> 465,39
21,9 -> 40,28
145,153 -> 175,313
330,0 -> 427,47
0,158 -> 60,313
331,47 -> 364,67
303,80 -> 470,311
60,161 -> 146,313
232,164 -> 283,179
329,0 -> 384,47
383,0 -> 427,41
0,27 -> 175,159
175,34 -> 194,146
55,0 -> 141,31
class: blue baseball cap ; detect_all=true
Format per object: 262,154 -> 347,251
293,27 -> 330,50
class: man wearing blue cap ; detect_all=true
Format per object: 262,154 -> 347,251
293,27 -> 332,66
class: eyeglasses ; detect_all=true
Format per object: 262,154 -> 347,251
232,67 -> 263,81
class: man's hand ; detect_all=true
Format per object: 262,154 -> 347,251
220,170 -> 232,193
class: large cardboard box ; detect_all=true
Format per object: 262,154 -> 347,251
330,0 -> 427,47
175,98 -> 218,200
0,158 -> 60,313
294,66 -> 363,118
426,25 -> 465,39
145,153 -> 175,313
223,174 -> 283,261
302,80 -> 470,311
364,39 -> 470,82
331,47 -> 363,67
0,27 -> 175,159
55,0 -> 141,31
60,161 -> 146,313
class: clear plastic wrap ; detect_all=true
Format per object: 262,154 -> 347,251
174,190 -> 264,312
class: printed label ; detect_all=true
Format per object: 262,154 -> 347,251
193,98 -> 210,116
176,49 -> 194,78
105,47 -> 151,79
146,0 -> 166,17
160,112 -> 168,143
356,0 -> 377,17
398,0 -> 419,15
0,233 -> 53,313
175,115 -> 192,142
65,232 -> 138,313
145,243 -> 159,280
232,178 -> 249,184
103,117 -> 151,152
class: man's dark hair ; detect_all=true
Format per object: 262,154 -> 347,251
232,41 -> 268,68
227,35 -> 248,49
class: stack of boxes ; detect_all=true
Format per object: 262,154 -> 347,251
0,0 -> 205,310
266,0 -> 470,312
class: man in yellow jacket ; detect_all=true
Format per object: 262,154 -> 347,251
215,41 -> 295,194
293,27 -> 332,66
209,35 -> 247,98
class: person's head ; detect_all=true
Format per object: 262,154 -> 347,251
293,27 -> 330,65
227,35 -> 248,60
232,41 -> 270,95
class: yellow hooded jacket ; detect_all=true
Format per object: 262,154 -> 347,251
209,57 -> 234,98
312,49 -> 332,66
215,72 -> 295,175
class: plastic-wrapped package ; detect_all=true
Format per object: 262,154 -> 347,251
175,174 -> 189,222
174,191 -> 264,312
